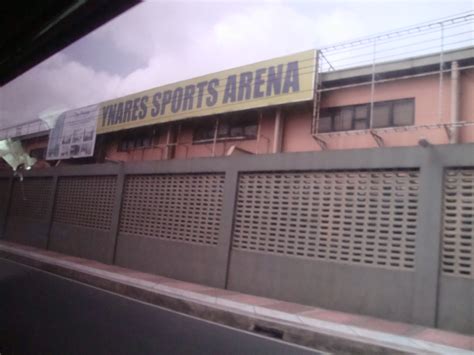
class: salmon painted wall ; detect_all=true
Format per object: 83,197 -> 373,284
103,110 -> 276,161
105,128 -> 168,162
459,68 -> 474,142
282,72 -> 470,152
173,111 -> 275,160
20,68 -> 474,165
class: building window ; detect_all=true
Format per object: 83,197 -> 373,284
117,128 -> 154,152
319,98 -> 414,133
193,111 -> 258,143
29,148 -> 46,160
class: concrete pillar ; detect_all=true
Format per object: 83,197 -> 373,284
412,149 -> 444,327
45,174 -> 59,250
450,61 -> 461,144
110,163 -> 125,264
272,108 -> 284,154
0,176 -> 13,239
164,124 -> 175,160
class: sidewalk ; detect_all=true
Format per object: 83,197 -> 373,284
0,241 -> 472,354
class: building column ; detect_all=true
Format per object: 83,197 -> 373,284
272,108 -> 284,154
450,61 -> 461,144
164,124 -> 176,160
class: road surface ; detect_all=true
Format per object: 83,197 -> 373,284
0,258 -> 322,355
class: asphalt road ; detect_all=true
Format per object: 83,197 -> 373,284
0,258 -> 322,355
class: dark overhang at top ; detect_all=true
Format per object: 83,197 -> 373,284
0,0 -> 141,86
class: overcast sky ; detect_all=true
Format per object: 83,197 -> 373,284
0,0 -> 472,128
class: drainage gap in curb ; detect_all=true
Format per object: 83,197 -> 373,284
252,324 -> 284,339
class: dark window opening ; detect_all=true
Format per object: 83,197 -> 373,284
319,98 -> 414,133
29,147 -> 46,160
117,128 -> 154,152
193,111 -> 258,143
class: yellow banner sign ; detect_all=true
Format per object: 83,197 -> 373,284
97,49 -> 317,134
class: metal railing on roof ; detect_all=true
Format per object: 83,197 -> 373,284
318,11 -> 474,72
0,119 -> 50,141
311,11 -> 474,147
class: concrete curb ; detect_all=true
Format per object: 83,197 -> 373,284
0,241 -> 472,355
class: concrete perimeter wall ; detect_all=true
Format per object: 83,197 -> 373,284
0,144 -> 473,335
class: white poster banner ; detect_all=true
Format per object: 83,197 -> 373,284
46,105 -> 98,160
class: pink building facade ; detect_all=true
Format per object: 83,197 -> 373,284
99,47 -> 474,164
6,46 -> 474,168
